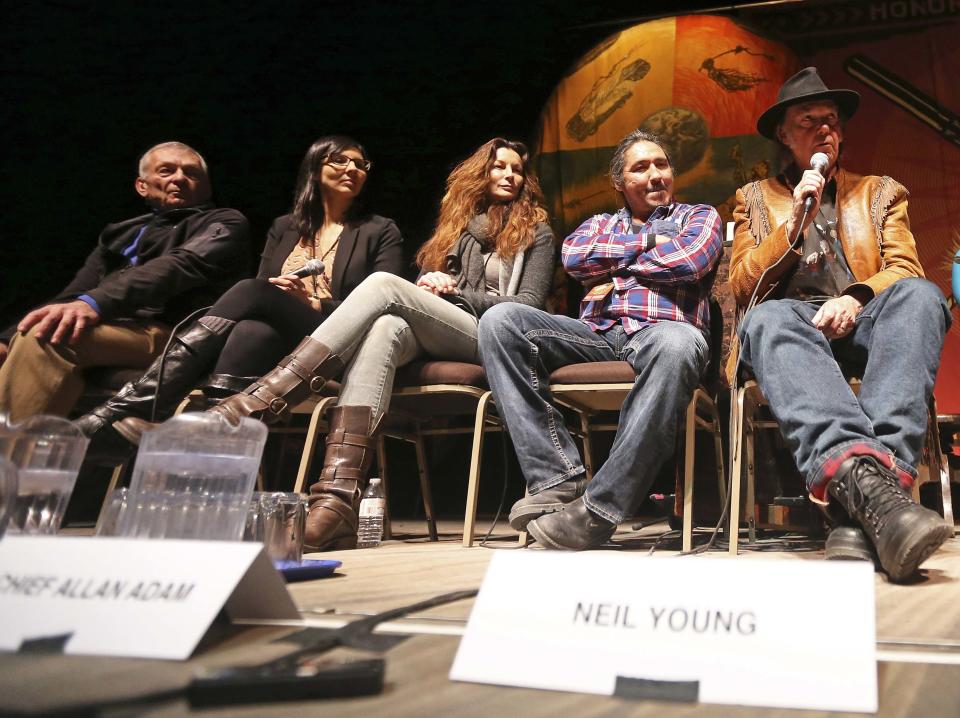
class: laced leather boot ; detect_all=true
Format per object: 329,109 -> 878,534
304,406 -> 380,552
818,500 -> 874,562
208,336 -> 342,425
827,455 -> 951,582
825,523 -> 874,562
75,316 -> 236,463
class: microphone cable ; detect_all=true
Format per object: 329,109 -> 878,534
436,291 -> 525,549
676,175 -> 817,556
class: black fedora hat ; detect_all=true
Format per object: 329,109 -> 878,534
757,67 -> 860,139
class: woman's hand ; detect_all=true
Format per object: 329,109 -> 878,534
417,271 -> 459,295
269,274 -> 312,304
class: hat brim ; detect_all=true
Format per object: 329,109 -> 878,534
757,89 -> 860,140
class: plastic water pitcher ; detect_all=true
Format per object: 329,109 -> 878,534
0,414 -> 88,535
116,412 -> 267,541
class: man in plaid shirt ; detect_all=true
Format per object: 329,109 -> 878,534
478,129 -> 722,549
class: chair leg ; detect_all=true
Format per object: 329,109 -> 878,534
377,435 -> 392,541
728,387 -> 746,556
95,461 -> 128,534
414,432 -> 438,541
682,393 -> 697,553
462,391 -> 493,547
745,408 -> 757,545
928,400 -> 956,533
172,395 -> 192,416
517,486 -> 530,548
940,452 -> 955,534
293,397 -> 334,494
708,399 -> 726,508
579,411 -> 596,482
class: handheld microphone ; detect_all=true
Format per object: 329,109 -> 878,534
803,152 -> 830,214
291,259 -> 325,278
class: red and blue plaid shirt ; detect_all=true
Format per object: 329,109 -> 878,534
562,203 -> 722,336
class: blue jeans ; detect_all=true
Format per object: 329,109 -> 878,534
478,304 -> 709,524
737,278 -> 951,498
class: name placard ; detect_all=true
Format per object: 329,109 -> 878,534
451,552 -> 876,713
0,535 -> 299,660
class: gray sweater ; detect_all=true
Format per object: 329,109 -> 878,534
444,215 -> 556,316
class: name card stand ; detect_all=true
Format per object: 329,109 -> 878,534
451,552 -> 877,713
0,535 -> 299,660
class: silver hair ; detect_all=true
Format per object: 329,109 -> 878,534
138,142 -> 208,177
608,129 -> 672,188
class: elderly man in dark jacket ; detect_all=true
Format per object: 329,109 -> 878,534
0,141 -> 250,421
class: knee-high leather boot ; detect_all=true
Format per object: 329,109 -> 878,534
305,405 -> 380,551
208,336 -> 343,425
111,372 -> 258,447
75,316 -> 236,463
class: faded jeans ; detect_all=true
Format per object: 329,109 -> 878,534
309,272 -> 479,431
737,278 -> 951,499
478,303 -> 709,524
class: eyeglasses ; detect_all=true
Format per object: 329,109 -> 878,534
325,153 -> 372,172
795,113 -> 841,129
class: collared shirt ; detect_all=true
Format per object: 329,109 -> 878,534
562,202 -> 722,335
781,175 -> 856,303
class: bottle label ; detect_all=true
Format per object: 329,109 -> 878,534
359,499 -> 385,518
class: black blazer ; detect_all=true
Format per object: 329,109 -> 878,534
257,213 -> 406,315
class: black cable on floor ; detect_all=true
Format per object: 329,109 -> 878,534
480,430 -> 524,548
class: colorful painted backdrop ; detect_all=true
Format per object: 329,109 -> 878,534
534,15 -> 960,409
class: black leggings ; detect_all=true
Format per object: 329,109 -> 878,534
206,278 -> 324,378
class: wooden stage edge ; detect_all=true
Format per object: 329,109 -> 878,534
2,521 -> 960,717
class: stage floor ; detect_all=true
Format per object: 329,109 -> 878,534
2,521 -> 960,717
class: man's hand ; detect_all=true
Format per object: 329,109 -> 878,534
812,295 -> 863,340
18,301 -> 101,346
0,342 -> 8,368
269,274 -> 312,304
786,168 -> 825,241
417,271 -> 459,296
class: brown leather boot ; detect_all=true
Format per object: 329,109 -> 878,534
304,405 -> 380,552
208,337 -> 343,425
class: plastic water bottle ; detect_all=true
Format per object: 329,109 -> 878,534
357,478 -> 385,548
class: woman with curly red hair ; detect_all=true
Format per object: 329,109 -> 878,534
211,138 -> 556,551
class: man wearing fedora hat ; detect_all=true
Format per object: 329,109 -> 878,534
726,67 -> 952,582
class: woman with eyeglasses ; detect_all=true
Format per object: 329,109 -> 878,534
77,135 -> 404,459
208,138 -> 556,551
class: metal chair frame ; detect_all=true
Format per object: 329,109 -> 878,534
728,354 -> 956,556
548,375 -> 725,551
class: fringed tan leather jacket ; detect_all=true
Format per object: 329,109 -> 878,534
725,168 -> 924,383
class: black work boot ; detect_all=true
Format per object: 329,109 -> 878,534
827,455 -> 951,582
508,475 -> 588,531
527,496 -> 616,550
75,316 -> 236,462
825,523 -> 874,562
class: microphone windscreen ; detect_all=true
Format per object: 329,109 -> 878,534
292,258 -> 325,278
810,152 -> 830,175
